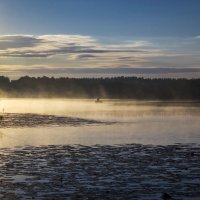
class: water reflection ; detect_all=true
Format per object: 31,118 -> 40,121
0,99 -> 200,147
0,131 -> 3,139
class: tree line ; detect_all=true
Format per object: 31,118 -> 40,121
0,76 -> 199,100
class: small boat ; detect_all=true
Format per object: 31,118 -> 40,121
95,98 -> 103,103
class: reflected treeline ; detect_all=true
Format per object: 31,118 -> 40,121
0,76 -> 200,99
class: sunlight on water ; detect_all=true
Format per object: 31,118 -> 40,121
0,99 -> 200,147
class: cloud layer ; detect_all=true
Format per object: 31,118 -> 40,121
0,34 -> 153,58
0,34 -> 200,78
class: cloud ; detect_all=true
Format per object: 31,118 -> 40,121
106,40 -> 151,49
1,34 -> 199,79
72,54 -> 99,60
38,34 -> 96,45
0,34 -> 156,58
1,64 -> 200,77
0,35 -> 41,50
0,34 -> 164,75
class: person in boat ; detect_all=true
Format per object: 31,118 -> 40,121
95,98 -> 102,103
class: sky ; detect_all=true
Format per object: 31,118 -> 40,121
0,0 -> 200,79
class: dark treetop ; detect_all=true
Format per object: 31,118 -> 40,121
0,76 -> 199,100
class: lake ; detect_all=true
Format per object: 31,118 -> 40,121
0,99 -> 200,199
0,99 -> 200,147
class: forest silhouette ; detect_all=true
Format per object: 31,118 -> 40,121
0,76 -> 199,100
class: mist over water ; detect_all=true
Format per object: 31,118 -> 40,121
0,99 -> 200,147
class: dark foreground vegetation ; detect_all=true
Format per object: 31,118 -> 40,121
0,76 -> 200,99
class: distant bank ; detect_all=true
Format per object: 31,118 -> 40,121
0,76 -> 199,100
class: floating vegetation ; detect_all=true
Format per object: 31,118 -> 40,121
0,113 -> 113,128
0,144 -> 199,199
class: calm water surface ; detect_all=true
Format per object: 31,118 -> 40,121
0,99 -> 200,147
